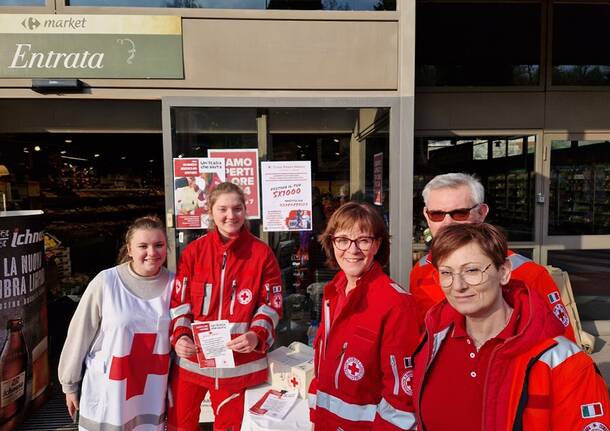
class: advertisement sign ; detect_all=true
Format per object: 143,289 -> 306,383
208,149 -> 260,219
0,211 -> 49,430
173,158 -> 225,230
0,15 -> 183,78
373,152 -> 383,206
261,161 -> 312,232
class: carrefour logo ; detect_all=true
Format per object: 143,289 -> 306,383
21,17 -> 40,31
19,16 -> 88,31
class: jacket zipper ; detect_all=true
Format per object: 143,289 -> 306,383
334,342 -> 348,390
323,300 -> 330,359
216,251 -> 228,390
218,252 -> 228,321
229,280 -> 237,315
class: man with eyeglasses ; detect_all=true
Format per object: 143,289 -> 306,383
410,173 -> 576,341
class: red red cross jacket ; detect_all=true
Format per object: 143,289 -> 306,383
169,227 -> 283,391
308,262 -> 420,430
412,282 -> 610,431
410,250 -> 576,341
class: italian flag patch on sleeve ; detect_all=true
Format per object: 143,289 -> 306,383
582,403 -> 604,418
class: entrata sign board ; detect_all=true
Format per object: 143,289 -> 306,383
0,15 -> 184,79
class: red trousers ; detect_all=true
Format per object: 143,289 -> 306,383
167,369 -> 245,431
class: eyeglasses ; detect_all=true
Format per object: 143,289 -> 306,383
425,204 -> 480,222
437,263 -> 492,288
331,236 -> 376,251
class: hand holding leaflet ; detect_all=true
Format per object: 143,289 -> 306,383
191,320 -> 235,368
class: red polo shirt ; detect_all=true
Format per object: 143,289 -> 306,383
419,300 -> 521,431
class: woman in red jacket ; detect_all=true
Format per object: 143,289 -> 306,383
413,223 -> 610,431
167,182 -> 283,431
308,202 -> 420,431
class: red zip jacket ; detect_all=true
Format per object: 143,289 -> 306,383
413,282 -> 610,431
308,262 -> 420,430
169,227 -> 282,391
410,250 -> 576,341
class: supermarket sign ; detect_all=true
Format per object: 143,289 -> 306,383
0,14 -> 183,79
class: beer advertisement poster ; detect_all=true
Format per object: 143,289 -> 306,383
208,149 -> 260,219
173,158 -> 226,229
0,211 -> 48,430
261,161 -> 313,232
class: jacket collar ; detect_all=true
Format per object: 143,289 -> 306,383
424,281 -> 564,358
324,261 -> 384,303
210,226 -> 251,251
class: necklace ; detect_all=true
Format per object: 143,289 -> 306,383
470,308 -> 514,351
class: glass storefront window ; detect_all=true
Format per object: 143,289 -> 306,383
66,0 -> 395,10
415,2 -> 541,86
548,249 -> 610,320
549,140 -> 610,235
413,135 -> 536,245
553,4 -> 610,85
170,106 -> 390,347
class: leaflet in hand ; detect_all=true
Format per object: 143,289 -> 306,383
249,389 -> 299,420
191,320 -> 235,369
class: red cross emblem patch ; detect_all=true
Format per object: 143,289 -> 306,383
343,357 -> 365,381
237,288 -> 253,305
272,292 -> 283,308
553,303 -> 570,327
583,423 -> 610,431
109,333 -> 169,401
401,370 -> 413,395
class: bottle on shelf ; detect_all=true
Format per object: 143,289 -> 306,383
0,319 -> 28,425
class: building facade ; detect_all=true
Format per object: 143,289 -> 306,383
0,0 -> 609,319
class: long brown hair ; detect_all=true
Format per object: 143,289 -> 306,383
117,215 -> 167,264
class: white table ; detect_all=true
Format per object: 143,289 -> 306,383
240,383 -> 312,431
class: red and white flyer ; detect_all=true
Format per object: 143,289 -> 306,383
191,320 -> 235,369
208,149 -> 260,219
173,157 -> 226,229
249,389 -> 298,420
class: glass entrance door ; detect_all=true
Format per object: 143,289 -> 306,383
542,133 -> 610,319
161,97 -> 401,347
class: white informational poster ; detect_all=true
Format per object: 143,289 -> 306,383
261,161 -> 312,232
173,158 -> 225,229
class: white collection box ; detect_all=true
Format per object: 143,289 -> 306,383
267,342 -> 314,399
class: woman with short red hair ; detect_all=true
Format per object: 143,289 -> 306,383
308,201 -> 420,430
412,223 -> 609,430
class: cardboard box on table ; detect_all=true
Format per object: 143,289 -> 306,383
267,342 -> 314,399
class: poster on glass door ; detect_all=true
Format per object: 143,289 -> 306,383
261,161 -> 312,232
173,158 -> 225,229
208,149 -> 260,219
373,152 -> 383,206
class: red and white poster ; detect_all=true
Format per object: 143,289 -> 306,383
208,149 -> 260,219
173,158 -> 225,229
261,161 -> 312,232
373,152 -> 383,206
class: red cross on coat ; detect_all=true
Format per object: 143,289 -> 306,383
109,333 -> 169,400
348,362 -> 360,375
240,292 -> 249,301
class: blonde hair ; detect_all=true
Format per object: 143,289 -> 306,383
207,182 -> 250,231
117,215 -> 167,264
